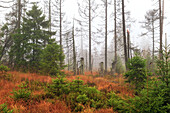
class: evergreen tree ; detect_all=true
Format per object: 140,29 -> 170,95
10,4 -> 55,71
39,43 -> 65,76
124,55 -> 147,90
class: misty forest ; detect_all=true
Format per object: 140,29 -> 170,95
0,0 -> 169,113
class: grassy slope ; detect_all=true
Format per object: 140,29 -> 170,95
0,71 -> 133,113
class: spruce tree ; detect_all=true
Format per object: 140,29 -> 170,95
11,4 -> 55,71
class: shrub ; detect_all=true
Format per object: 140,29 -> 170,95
11,89 -> 31,101
76,94 -> 89,105
0,64 -> 10,74
11,82 -> 31,102
124,55 -> 147,90
47,77 -> 70,97
83,87 -> 100,100
69,78 -> 85,93
130,79 -> 170,113
39,43 -> 65,76
107,92 -> 130,112
0,103 -> 13,113
156,47 -> 170,87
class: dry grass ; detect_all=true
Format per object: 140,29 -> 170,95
66,74 -> 134,97
0,71 -> 133,113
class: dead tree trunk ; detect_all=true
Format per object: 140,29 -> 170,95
105,0 -> 108,74
49,0 -> 51,37
18,0 -> 21,30
86,50 -> 88,71
72,22 -> 76,75
159,0 -> 163,59
59,0 -> 63,67
80,57 -> 84,75
127,30 -> 130,59
122,0 -> 128,69
114,0 -> 117,62
152,17 -> 155,73
89,0 -> 92,72
99,62 -> 104,76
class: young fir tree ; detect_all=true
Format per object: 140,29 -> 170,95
39,43 -> 65,76
10,4 -> 54,71
124,55 -> 147,90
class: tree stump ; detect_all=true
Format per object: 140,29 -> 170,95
99,62 -> 104,76
80,57 -> 84,75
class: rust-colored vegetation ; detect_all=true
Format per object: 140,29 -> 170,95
0,71 -> 133,113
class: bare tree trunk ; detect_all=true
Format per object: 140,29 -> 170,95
105,0 -> 108,74
59,0 -> 63,67
49,0 -> 51,37
80,57 -> 84,75
152,18 -> 155,73
66,33 -> 70,71
73,21 -> 76,75
89,0 -> 92,72
159,0 -> 163,59
81,27 -> 83,57
86,50 -> 88,71
114,0 -> 117,62
122,0 -> 128,68
18,0 -> 21,30
127,30 -> 130,59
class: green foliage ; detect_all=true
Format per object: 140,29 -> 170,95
47,77 -> 108,111
107,92 -> 130,112
124,55 -> 147,90
125,48 -> 170,113
1,74 -> 13,81
39,43 -> 65,76
10,4 -> 55,72
115,55 -> 125,74
130,78 -> 170,113
83,87 -> 100,101
69,78 -> 85,93
0,64 -> 10,73
47,77 -> 70,97
156,47 -> 170,87
0,103 -> 13,113
76,94 -> 89,105
12,89 -> 31,101
11,82 -> 31,102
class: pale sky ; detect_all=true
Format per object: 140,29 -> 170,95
0,0 -> 169,51
63,0 -> 170,50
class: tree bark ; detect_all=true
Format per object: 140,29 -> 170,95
105,0 -> 108,74
72,22 -> 76,75
159,0 -> 163,59
49,0 -> 51,36
127,30 -> 130,59
114,0 -> 117,62
122,0 -> 128,68
89,0 -> 92,72
59,0 -> 63,67
152,17 -> 155,73
18,0 -> 21,30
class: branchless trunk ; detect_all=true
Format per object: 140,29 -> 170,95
18,0 -> 21,30
105,0 -> 108,73
89,0 -> 92,72
114,0 -> 117,62
159,0 -> 163,59
122,0 -> 128,68
59,0 -> 63,67
73,22 -> 76,75
127,30 -> 130,59
152,17 -> 155,73
49,0 -> 51,37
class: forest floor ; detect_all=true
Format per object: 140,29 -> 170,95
0,71 -> 134,113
